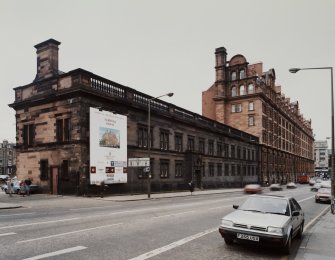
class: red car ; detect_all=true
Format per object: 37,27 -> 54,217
315,188 -> 331,203
244,184 -> 262,194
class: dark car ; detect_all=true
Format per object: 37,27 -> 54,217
218,195 -> 304,254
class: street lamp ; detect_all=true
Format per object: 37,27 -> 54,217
289,66 -> 334,206
147,92 -> 174,198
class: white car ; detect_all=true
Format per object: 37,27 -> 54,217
218,195 -> 305,254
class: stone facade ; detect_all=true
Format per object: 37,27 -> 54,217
202,47 -> 314,185
9,39 -> 259,195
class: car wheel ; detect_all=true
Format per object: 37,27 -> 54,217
315,199 -> 319,203
224,237 -> 234,245
283,233 -> 292,254
297,222 -> 304,239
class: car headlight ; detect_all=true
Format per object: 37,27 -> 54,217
267,226 -> 283,234
221,219 -> 233,227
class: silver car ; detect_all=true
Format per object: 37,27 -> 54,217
218,195 -> 304,254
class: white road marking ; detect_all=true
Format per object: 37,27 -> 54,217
152,211 -> 194,219
70,205 -> 120,210
0,212 -> 36,217
0,232 -> 16,237
304,205 -> 330,231
128,227 -> 217,260
22,246 -> 87,260
298,195 -> 315,203
17,222 -> 123,243
0,218 -> 79,230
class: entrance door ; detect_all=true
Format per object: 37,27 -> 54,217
194,169 -> 202,188
51,167 -> 59,195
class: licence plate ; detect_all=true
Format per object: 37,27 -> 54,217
237,233 -> 259,242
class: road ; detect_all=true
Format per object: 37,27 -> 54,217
0,185 -> 329,260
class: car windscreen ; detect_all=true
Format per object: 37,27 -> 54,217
239,196 -> 289,216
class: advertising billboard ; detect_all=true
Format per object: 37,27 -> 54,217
89,107 -> 127,184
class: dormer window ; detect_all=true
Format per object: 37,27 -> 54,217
231,71 -> 237,80
240,69 -> 245,79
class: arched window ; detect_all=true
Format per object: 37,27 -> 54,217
231,86 -> 237,97
231,71 -> 237,81
248,83 -> 254,94
240,69 -> 245,79
248,101 -> 254,111
239,85 -> 245,95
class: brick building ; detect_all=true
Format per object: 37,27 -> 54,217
9,39 -> 259,195
202,47 -> 314,185
0,140 -> 16,176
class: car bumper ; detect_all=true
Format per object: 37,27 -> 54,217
218,227 -> 287,247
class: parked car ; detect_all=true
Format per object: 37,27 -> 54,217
286,182 -> 297,189
269,183 -> 283,191
3,180 -> 39,194
218,195 -> 305,254
244,184 -> 262,194
315,188 -> 331,203
311,180 -> 330,191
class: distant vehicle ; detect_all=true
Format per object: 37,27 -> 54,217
0,175 -> 9,181
297,173 -> 310,184
309,177 -> 321,186
315,188 -> 331,203
3,180 -> 39,194
311,180 -> 331,191
218,195 -> 305,254
286,182 -> 297,189
244,184 -> 262,194
269,183 -> 283,191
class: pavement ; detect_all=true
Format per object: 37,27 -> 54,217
0,188 -> 333,259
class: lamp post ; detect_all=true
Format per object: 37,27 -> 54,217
147,92 -> 174,198
289,67 -> 334,206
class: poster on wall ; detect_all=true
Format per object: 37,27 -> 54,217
89,107 -> 127,185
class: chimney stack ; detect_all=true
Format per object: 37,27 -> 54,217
34,39 -> 61,81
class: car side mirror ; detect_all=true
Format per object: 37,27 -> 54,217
292,211 -> 299,217
233,205 -> 239,209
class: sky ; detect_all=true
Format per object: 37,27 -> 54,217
1,0 -> 335,146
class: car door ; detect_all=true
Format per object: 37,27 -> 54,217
289,199 -> 301,236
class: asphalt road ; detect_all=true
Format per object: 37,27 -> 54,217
0,185 -> 329,260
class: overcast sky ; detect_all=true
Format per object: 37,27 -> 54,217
1,0 -> 334,145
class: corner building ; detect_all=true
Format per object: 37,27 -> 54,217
9,40 -> 259,195
202,47 -> 314,185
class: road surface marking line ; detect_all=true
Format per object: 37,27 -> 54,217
129,227 -> 217,260
70,205 -> 121,210
152,210 -> 194,219
0,212 -> 36,217
0,232 -> 16,237
17,222 -> 123,243
208,205 -> 232,210
0,218 -> 80,230
298,195 -> 315,203
22,246 -> 87,260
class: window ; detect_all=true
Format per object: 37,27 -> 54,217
209,163 -> 214,177
23,124 -> 35,147
240,69 -> 245,79
231,164 -> 236,176
56,118 -> 71,142
217,163 -> 222,176
160,160 -> 169,178
175,133 -> 183,152
248,101 -> 254,111
160,130 -> 169,150
248,83 -> 254,94
231,71 -> 237,80
175,161 -> 184,178
224,144 -> 229,157
237,146 -> 241,159
199,138 -> 205,154
138,125 -> 152,148
40,159 -> 49,180
248,116 -> 255,126
231,145 -> 235,158
232,104 -> 242,113
187,136 -> 195,151
237,165 -> 241,176
224,164 -> 230,176
239,85 -> 245,95
231,86 -> 237,97
217,142 -> 222,157
208,140 -> 214,156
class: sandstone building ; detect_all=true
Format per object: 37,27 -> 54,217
9,40 -> 259,195
202,47 -> 314,185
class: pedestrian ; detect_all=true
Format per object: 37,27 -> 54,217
7,178 -> 13,197
25,178 -> 32,196
19,181 -> 26,197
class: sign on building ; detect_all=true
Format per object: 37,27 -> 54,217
89,107 -> 127,185
128,158 -> 150,167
